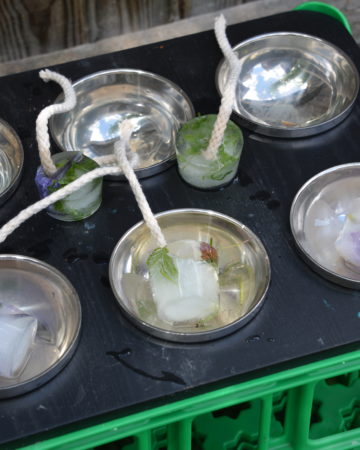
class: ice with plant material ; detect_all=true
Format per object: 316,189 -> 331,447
147,239 -> 219,324
335,198 -> 360,272
35,152 -> 102,221
176,115 -> 243,189
0,303 -> 38,378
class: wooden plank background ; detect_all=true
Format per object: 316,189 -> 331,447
0,0 -> 253,63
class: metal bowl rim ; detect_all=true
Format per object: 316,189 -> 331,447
290,162 -> 360,286
0,254 -> 82,391
50,67 -> 195,157
215,31 -> 360,135
109,208 -> 271,340
0,119 -> 24,202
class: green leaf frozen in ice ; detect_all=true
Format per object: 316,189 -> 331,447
147,247 -> 178,283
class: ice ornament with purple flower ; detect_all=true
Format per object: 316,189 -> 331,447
35,152 -> 102,221
335,198 -> 360,272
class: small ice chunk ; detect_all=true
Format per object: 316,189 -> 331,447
0,305 -> 38,378
147,240 -> 219,324
335,198 -> 360,272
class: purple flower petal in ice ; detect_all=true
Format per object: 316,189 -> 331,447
35,166 -> 60,199
351,231 -> 360,257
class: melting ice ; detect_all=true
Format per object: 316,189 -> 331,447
147,240 -> 219,324
0,304 -> 38,378
335,198 -> 360,272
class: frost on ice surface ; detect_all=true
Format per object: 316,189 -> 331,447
335,198 -> 360,272
147,240 -> 219,324
0,304 -> 38,378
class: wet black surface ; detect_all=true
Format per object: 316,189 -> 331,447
0,10 -> 360,447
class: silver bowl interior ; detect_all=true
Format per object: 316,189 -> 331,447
291,163 -> 360,288
0,120 -> 23,205
216,32 -> 359,137
0,255 -> 81,398
50,69 -> 194,178
109,209 -> 270,342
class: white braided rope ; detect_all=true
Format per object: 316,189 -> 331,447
203,15 -> 241,161
115,121 -> 167,248
94,151 -> 140,170
0,166 -> 119,244
0,121 -> 165,247
36,69 -> 77,176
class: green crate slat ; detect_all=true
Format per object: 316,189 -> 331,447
18,350 -> 360,450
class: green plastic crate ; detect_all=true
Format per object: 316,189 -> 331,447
294,1 -> 352,34
18,349 -> 360,450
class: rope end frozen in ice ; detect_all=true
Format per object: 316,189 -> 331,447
203,15 -> 241,161
36,69 -> 77,177
114,121 -> 167,248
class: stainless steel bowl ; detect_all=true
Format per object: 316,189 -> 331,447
0,120 -> 23,205
50,69 -> 195,179
291,163 -> 360,289
0,255 -> 81,398
109,209 -> 270,343
216,32 -> 359,138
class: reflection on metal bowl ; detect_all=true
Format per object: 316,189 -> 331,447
0,255 -> 81,398
50,69 -> 195,179
216,32 -> 359,137
291,163 -> 360,289
0,120 -> 23,205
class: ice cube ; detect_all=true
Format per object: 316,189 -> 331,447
0,306 -> 38,378
335,198 -> 360,272
147,241 -> 219,324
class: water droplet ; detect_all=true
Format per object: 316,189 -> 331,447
63,248 -> 88,263
100,276 -> 111,288
246,335 -> 261,343
238,170 -> 253,186
27,238 -> 53,259
119,348 -> 132,356
249,191 -> 271,201
84,222 -> 96,231
93,253 -> 109,264
266,199 -> 280,210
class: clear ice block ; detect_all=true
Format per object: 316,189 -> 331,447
335,198 -> 360,272
147,240 -> 219,324
0,304 -> 38,379
35,151 -> 102,221
176,115 -> 243,189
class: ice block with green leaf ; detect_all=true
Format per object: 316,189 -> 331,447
147,239 -> 219,324
176,115 -> 243,189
